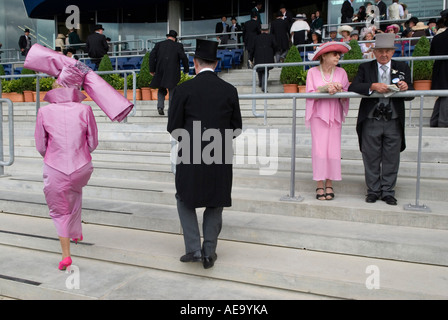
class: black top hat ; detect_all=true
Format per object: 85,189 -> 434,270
166,30 -> 178,39
441,9 -> 448,18
24,28 -> 30,33
94,24 -> 104,31
193,39 -> 220,62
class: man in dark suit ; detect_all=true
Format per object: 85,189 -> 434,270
85,24 -> 109,69
251,2 -> 263,25
430,10 -> 448,127
18,28 -> 32,57
271,11 -> 290,63
279,4 -> 294,30
252,24 -> 278,92
149,30 -> 189,115
349,33 -> 414,205
167,39 -> 242,269
341,0 -> 354,23
243,13 -> 261,68
215,16 -> 229,45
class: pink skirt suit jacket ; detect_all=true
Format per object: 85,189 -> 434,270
34,87 -> 98,239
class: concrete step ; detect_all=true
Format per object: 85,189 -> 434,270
0,212 -> 447,300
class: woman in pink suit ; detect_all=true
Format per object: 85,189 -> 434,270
305,42 -> 351,200
35,83 -> 98,270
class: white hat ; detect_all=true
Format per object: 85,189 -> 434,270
338,25 -> 353,35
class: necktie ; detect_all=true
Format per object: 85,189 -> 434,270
380,65 -> 388,84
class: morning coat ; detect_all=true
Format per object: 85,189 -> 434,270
167,71 -> 242,208
149,39 -> 189,89
430,30 -> 448,90
348,59 -> 414,152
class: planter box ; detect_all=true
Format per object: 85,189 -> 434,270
413,80 -> 432,91
33,91 -> 48,102
283,84 -> 298,93
1,92 -> 24,102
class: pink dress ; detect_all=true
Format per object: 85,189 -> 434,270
305,66 -> 349,181
35,88 -> 98,238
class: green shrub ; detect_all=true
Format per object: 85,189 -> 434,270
0,64 -> 5,76
2,79 -> 24,93
98,55 -> 114,84
280,46 -> 306,85
412,36 -> 433,81
342,40 -> 363,82
20,68 -> 36,91
178,71 -> 194,85
33,77 -> 55,91
126,73 -> 139,89
137,51 -> 152,88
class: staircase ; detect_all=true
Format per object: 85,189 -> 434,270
1,67 -> 448,300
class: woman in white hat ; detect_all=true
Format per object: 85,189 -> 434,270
305,42 -> 351,200
338,25 -> 353,42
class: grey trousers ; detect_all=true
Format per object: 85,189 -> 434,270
361,118 -> 402,198
157,87 -> 173,111
176,195 -> 223,257
430,97 -> 448,127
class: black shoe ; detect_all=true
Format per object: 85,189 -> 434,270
382,195 -> 397,206
157,108 -> 164,115
180,252 -> 202,263
203,253 -> 217,269
365,194 -> 379,203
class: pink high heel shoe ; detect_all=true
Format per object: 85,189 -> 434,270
59,257 -> 72,271
72,234 -> 83,244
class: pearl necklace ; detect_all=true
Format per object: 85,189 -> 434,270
319,65 -> 334,83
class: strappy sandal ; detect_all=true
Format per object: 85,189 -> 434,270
325,187 -> 335,200
316,188 -> 326,200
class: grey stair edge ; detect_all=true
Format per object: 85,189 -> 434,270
0,213 -> 447,300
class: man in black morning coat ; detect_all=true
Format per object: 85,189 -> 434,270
429,9 -> 448,127
167,39 -> 242,269
252,24 -> 278,92
243,12 -> 261,68
149,30 -> 189,115
348,33 -> 413,206
270,11 -> 290,63
85,24 -> 109,68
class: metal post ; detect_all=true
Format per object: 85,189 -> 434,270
280,97 -> 303,202
404,95 -> 431,212
0,99 -> 3,176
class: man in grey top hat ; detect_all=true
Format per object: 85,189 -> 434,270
349,33 -> 413,205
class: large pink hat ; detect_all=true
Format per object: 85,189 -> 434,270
24,44 -> 133,122
312,42 -> 351,61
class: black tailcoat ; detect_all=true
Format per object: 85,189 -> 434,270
149,39 -> 189,89
167,71 -> 242,208
348,59 -> 414,152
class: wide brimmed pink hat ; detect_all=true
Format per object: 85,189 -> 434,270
312,42 -> 351,61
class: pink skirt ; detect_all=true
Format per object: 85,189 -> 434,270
43,162 -> 93,238
310,116 -> 342,181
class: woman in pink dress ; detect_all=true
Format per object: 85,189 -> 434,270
35,82 -> 98,270
305,42 -> 351,200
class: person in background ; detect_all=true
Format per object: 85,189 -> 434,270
290,13 -> 310,52
338,25 -> 353,42
271,10 -> 290,63
429,9 -> 448,127
19,28 -> 32,57
55,33 -> 65,52
243,12 -> 261,68
85,24 -> 109,68
341,0 -> 354,24
306,42 -> 351,201
149,30 -> 189,116
215,16 -> 229,45
252,24 -> 277,92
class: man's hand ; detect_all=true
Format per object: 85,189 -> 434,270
397,80 -> 408,91
370,82 -> 390,94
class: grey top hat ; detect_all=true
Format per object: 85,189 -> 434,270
374,33 -> 396,50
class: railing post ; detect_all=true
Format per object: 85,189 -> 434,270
280,97 -> 303,202
404,95 -> 431,212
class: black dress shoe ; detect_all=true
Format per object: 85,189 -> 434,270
203,253 -> 217,269
365,194 -> 379,203
180,252 -> 202,263
382,195 -> 397,206
157,107 -> 165,115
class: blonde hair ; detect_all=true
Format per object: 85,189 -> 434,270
52,81 -> 64,89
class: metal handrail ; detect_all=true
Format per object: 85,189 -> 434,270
0,70 -> 138,119
251,55 -> 448,124
239,90 -> 448,212
0,98 -> 14,175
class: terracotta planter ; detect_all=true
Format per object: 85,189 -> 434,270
1,92 -> 24,102
135,88 -> 142,100
150,88 -> 158,100
413,80 -> 432,91
141,87 -> 152,100
33,91 -> 48,102
297,85 -> 306,93
81,91 -> 93,101
283,84 -> 298,93
23,90 -> 34,102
